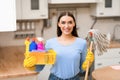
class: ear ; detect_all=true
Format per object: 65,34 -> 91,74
73,22 -> 75,27
57,22 -> 61,28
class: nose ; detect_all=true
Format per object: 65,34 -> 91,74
64,23 -> 69,28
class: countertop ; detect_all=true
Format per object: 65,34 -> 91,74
0,46 -> 38,79
109,41 -> 120,48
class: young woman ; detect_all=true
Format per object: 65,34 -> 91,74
24,12 -> 87,80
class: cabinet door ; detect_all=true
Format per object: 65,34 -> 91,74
22,0 -> 48,19
95,48 -> 120,59
16,0 -> 22,20
95,58 -> 120,69
95,48 -> 120,69
91,0 -> 120,17
0,0 -> 16,32
16,0 -> 48,20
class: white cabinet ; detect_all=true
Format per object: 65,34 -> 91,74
16,0 -> 48,20
0,0 -> 16,32
90,0 -> 120,17
16,0 -> 22,19
94,48 -> 120,69
49,0 -> 97,4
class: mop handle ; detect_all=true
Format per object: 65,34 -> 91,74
84,41 -> 93,80
89,41 -> 93,52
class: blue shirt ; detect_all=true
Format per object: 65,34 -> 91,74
44,37 -> 87,79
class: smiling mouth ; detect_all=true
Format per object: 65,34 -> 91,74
64,30 -> 71,33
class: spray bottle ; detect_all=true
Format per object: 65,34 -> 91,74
29,38 -> 37,51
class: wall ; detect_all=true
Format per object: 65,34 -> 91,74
0,6 -> 120,47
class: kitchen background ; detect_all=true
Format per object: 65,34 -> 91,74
0,0 -> 120,46
0,0 -> 120,80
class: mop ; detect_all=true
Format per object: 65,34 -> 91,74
84,29 -> 111,80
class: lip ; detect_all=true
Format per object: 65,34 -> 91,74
64,29 -> 71,32
64,29 -> 70,31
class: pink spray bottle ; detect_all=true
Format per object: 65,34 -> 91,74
37,37 -> 45,51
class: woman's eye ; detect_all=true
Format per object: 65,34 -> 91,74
61,21 -> 65,24
68,21 -> 72,24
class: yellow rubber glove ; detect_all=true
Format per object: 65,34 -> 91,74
82,49 -> 94,71
48,49 -> 56,54
23,52 -> 36,71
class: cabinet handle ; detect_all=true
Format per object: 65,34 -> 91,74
97,63 -> 102,66
99,12 -> 104,15
40,14 -> 46,17
118,62 -> 120,64
119,52 -> 120,54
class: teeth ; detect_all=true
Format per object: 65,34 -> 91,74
64,29 -> 70,31
65,29 -> 69,31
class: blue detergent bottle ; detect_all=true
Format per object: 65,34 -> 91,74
29,38 -> 37,51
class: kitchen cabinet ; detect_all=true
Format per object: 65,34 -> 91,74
16,0 -> 48,20
49,0 -> 97,4
94,48 -> 120,69
16,0 -> 22,19
90,0 -> 120,17
0,0 -> 16,32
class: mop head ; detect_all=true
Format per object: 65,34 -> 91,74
87,29 -> 111,55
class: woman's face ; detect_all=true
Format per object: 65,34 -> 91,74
58,15 -> 75,36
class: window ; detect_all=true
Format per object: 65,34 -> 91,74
31,0 -> 39,10
105,0 -> 112,8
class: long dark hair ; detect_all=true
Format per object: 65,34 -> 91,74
57,12 -> 79,37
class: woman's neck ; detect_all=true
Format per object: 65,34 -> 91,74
59,34 -> 74,40
57,34 -> 76,46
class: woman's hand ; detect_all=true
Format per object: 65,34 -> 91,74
82,50 -> 94,71
23,53 -> 36,71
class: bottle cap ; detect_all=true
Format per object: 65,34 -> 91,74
37,37 -> 44,41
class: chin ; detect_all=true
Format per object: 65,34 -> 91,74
63,32 -> 72,35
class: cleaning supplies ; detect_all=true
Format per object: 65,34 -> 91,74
24,37 -> 56,66
29,38 -> 37,51
25,37 -> 30,53
37,37 -> 45,51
